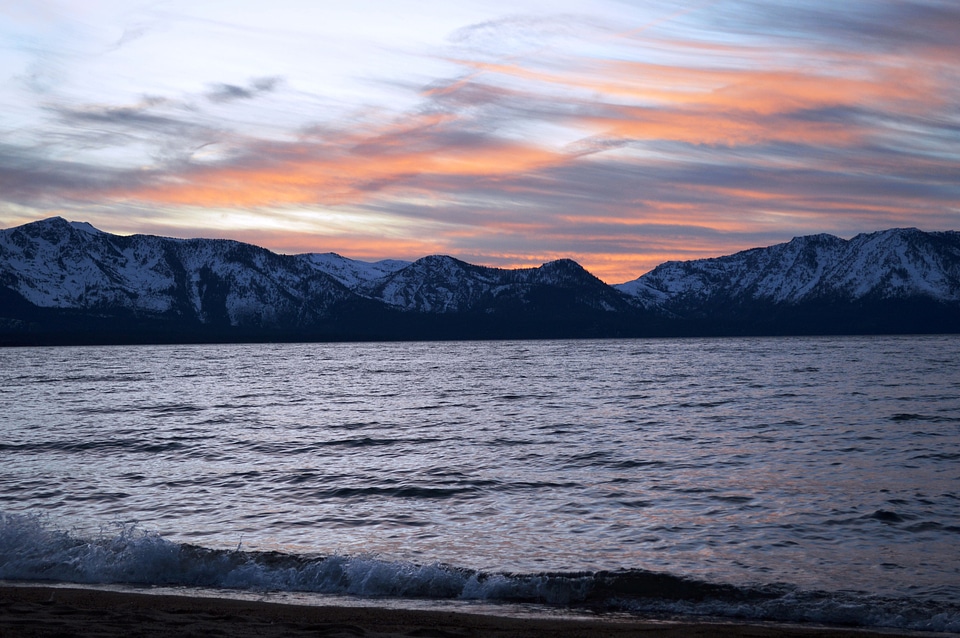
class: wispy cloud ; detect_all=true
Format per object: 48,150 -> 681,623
206,76 -> 282,103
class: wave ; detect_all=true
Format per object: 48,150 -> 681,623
2,512 -> 958,633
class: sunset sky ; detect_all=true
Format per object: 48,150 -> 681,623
2,1 -> 959,283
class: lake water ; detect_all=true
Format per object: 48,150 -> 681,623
1,336 -> 959,631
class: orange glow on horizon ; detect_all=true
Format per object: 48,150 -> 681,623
127,221 -> 750,284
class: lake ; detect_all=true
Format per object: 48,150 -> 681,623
1,336 -> 958,631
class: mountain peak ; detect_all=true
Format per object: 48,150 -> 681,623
539,258 -> 583,271
21,216 -> 70,231
531,258 -> 600,286
410,254 -> 472,269
787,233 -> 846,247
15,217 -> 102,240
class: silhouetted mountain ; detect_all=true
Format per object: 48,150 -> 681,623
1,218 -> 957,344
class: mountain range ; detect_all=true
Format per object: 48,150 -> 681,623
1,217 -> 958,344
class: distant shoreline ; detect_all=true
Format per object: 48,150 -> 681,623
3,330 -> 959,349
0,584 -> 929,638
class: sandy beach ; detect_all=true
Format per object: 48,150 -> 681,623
0,585 -> 935,638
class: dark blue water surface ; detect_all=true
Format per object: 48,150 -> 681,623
1,336 -> 958,631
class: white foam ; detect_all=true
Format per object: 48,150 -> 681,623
2,512 -> 957,633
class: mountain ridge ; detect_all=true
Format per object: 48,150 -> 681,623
614,228 -> 960,309
1,217 -> 958,344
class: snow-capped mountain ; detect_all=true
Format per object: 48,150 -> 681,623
616,229 -> 960,310
0,218 -> 641,341
358,255 -> 631,314
0,217 -> 352,328
1,218 -> 958,343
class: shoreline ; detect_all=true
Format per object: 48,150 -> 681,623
0,585 -> 943,638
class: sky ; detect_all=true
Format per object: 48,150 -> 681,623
2,1 -> 959,283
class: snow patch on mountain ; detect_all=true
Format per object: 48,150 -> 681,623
301,252 -> 410,289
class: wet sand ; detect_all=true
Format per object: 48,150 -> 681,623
0,585 -> 931,638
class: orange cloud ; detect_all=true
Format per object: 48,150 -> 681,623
113,115 -> 564,209
456,48 -> 942,112
446,48 -> 945,150
592,60 -> 939,113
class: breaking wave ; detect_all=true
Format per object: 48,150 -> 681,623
2,512 -> 958,633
